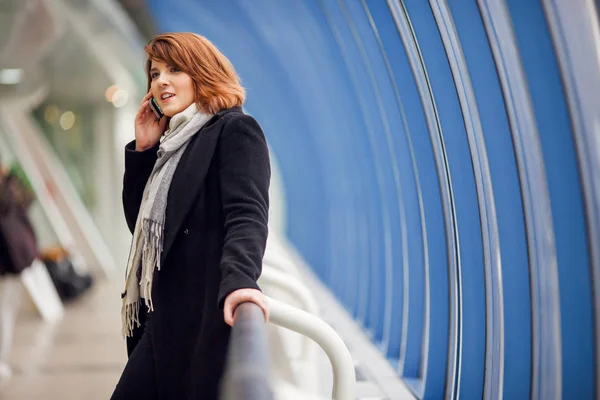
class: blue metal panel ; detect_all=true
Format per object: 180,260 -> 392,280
505,1 -> 595,398
368,0 -> 437,385
230,0 -> 345,292
144,1 -> 599,398
385,1 -> 451,397
428,1 -> 504,398
227,0 -> 381,320
402,1 -> 486,398
287,0 -> 367,312
339,0 -> 407,349
542,3 -> 600,396
360,0 -> 426,364
477,1 -> 562,398
316,0 -> 388,338
448,1 -> 532,398
230,0 -> 340,283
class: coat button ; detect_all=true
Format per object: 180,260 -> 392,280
184,228 -> 189,235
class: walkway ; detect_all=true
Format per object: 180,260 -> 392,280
0,281 -> 125,400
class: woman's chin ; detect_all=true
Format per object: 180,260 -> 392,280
163,106 -> 187,117
162,101 -> 195,117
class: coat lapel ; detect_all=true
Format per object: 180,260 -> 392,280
160,108 -> 238,263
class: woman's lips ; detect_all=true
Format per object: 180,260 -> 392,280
160,94 -> 175,104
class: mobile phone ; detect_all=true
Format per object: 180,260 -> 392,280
148,97 -> 164,120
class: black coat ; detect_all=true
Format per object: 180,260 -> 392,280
122,107 -> 270,399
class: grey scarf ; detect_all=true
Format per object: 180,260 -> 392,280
122,103 -> 213,337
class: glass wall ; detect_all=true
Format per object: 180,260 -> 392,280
0,0 -> 146,271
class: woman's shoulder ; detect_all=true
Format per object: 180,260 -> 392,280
216,106 -> 244,123
218,108 -> 262,136
200,107 -> 246,135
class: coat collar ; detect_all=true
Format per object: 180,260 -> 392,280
160,107 -> 241,263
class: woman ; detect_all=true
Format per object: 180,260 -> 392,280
111,32 -> 270,399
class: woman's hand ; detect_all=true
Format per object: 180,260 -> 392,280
134,91 -> 167,151
223,288 -> 269,327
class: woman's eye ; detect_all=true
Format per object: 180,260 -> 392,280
151,72 -> 159,79
171,67 -> 180,73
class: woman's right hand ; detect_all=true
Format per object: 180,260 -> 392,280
134,92 -> 168,151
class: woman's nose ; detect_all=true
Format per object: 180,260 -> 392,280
156,74 -> 169,86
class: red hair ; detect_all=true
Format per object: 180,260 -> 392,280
145,32 -> 245,114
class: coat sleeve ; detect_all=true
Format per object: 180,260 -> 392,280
217,114 -> 270,309
122,140 -> 159,234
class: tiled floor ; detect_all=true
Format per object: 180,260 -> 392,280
0,280 -> 127,400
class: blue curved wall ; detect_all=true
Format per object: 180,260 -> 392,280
146,1 -> 599,398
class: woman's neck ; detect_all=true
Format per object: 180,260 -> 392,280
166,103 -> 198,134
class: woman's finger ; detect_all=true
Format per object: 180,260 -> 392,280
140,91 -> 153,106
229,290 -> 269,324
261,297 -> 270,323
136,98 -> 150,117
223,302 -> 234,327
252,294 -> 269,323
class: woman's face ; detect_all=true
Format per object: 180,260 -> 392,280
149,60 -> 195,117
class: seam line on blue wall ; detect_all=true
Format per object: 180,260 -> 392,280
477,1 -> 562,399
429,1 -> 505,399
388,1 -> 461,398
360,0 -> 430,373
541,2 -> 600,397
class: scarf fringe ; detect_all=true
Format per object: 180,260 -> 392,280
122,300 -> 141,338
122,219 -> 163,337
142,219 -> 164,272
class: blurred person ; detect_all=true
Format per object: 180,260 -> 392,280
0,163 -> 37,379
111,33 -> 270,400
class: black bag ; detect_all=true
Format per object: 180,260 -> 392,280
41,251 -> 94,301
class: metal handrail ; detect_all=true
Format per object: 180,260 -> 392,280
221,245 -> 355,399
267,296 -> 356,400
220,302 -> 274,400
260,264 -> 320,318
259,265 -> 320,392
